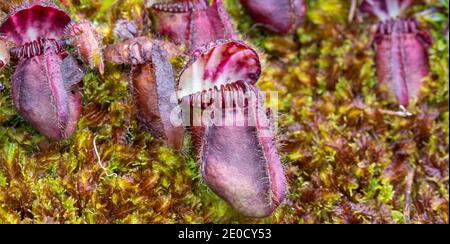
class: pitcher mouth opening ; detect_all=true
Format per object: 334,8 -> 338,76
177,40 -> 261,99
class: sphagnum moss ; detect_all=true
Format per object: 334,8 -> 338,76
0,0 -> 448,224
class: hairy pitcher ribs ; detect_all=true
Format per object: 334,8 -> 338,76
178,40 -> 287,218
361,0 -> 432,107
0,0 -> 104,140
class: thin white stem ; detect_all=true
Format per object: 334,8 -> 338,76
93,135 -> 118,178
